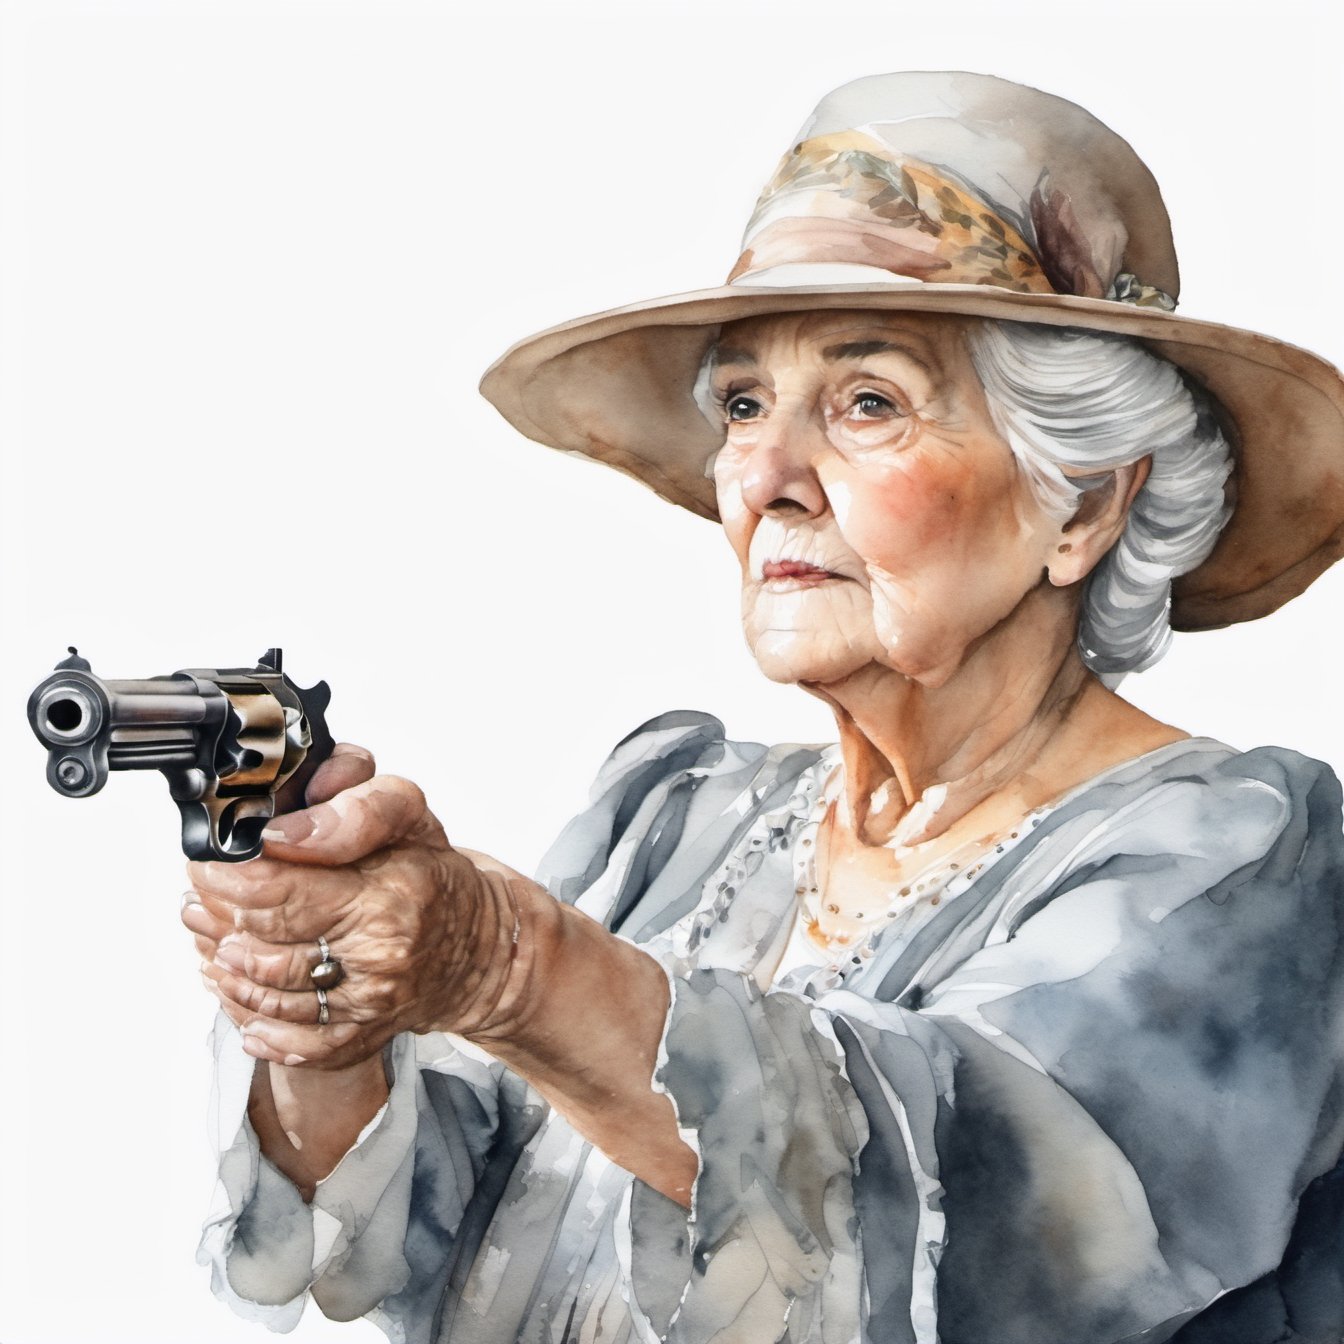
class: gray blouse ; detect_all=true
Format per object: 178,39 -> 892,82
200,712 -> 1344,1344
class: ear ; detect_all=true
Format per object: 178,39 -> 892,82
1046,456 -> 1151,587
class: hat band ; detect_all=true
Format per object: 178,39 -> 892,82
729,134 -> 1057,294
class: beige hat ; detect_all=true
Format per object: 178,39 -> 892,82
480,71 -> 1344,632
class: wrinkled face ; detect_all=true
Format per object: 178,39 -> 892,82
710,311 -> 1065,688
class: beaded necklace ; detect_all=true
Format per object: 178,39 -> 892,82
792,761 -> 1048,964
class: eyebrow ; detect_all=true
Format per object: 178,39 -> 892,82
820,339 -> 934,373
709,346 -> 756,369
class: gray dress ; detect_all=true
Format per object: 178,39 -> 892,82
200,712 -> 1344,1344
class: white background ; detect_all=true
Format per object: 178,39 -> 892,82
1,2 -> 1341,1340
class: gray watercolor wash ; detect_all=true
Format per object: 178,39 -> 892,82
201,716 -> 1344,1342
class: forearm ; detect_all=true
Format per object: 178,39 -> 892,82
208,825 -> 696,1208
463,861 -> 697,1208
247,1054 -> 390,1202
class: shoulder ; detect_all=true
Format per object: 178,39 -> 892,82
1201,742 -> 1344,893
986,739 -> 1344,964
587,710 -> 743,803
918,742 -> 1344,1077
1209,740 -> 1344,820
537,711 -> 827,914
573,709 -> 828,815
1043,737 -> 1342,868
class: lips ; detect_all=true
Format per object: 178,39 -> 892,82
762,559 -> 838,586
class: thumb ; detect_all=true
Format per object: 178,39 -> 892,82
304,743 -> 377,806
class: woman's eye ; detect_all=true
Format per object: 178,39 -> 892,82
852,392 -> 904,418
725,395 -> 763,422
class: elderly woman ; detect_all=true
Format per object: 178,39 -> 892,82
184,74 -> 1344,1344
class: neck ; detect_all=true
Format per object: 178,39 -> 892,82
807,585 -> 1108,848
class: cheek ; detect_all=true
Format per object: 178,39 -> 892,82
715,473 -> 752,565
834,456 -> 976,574
833,454 -> 1035,679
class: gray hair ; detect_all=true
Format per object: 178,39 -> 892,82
966,320 -> 1234,674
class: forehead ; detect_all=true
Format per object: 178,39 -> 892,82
712,309 -> 973,370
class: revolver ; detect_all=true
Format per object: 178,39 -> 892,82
27,648 -> 335,862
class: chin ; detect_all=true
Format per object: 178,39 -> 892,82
746,627 -> 876,685
742,583 -> 882,684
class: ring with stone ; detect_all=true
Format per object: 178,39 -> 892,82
315,987 -> 330,1026
310,934 -> 345,991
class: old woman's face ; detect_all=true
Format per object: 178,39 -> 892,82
711,311 -> 1065,688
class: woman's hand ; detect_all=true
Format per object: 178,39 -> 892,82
182,744 -> 521,1071
182,742 -> 698,1208
181,743 -> 527,1199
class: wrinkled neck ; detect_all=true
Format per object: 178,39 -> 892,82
807,585 -> 1092,847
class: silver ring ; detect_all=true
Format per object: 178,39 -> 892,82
315,987 -> 330,1026
311,935 -> 346,991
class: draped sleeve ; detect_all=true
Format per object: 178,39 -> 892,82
197,1023 -> 509,1338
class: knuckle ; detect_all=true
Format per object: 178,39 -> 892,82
197,891 -> 234,922
381,940 -> 413,973
242,982 -> 270,1013
365,874 -> 434,941
307,1021 -> 362,1064
291,946 -> 316,985
220,979 -> 252,1011
306,1037 -> 341,1065
378,775 -> 426,809
241,909 -> 292,943
370,777 -> 430,837
363,979 -> 400,1014
332,743 -> 376,768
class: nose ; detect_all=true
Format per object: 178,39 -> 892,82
737,412 -> 827,519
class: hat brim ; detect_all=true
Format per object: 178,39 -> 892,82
479,282 -> 1344,632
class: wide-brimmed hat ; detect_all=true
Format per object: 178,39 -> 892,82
480,71 -> 1344,632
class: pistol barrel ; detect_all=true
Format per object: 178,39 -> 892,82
33,675 -> 215,792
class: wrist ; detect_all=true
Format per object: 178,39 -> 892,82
266,1049 -> 391,1130
458,873 -> 560,1044
466,899 -> 669,1107
248,1052 -> 391,1200
427,854 -> 557,1041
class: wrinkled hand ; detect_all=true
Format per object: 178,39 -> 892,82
181,744 -> 520,1070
